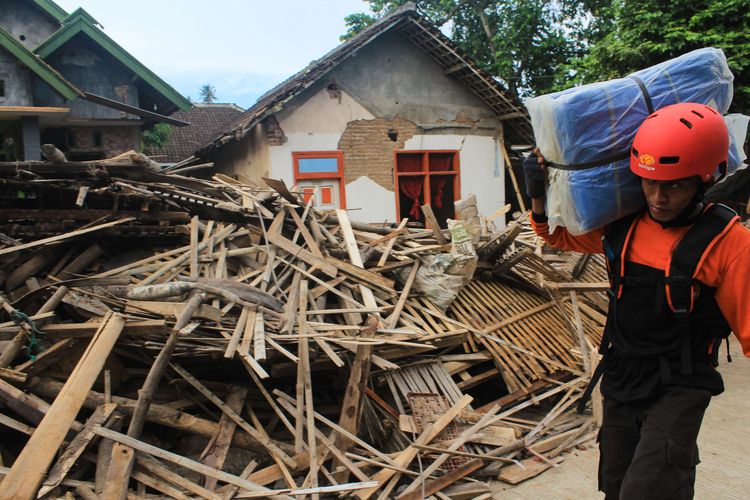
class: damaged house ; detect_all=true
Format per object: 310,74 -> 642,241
193,4 -> 532,227
0,0 -> 190,161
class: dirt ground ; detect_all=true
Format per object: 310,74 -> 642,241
491,336 -> 750,499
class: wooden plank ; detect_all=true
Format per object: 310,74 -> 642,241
220,460 -> 258,500
266,231 -> 337,277
0,313 -> 125,500
132,468 -> 192,500
14,338 -> 78,375
500,141 -> 526,212
570,291 -> 591,373
397,459 -> 484,500
238,309 -> 257,358
300,306 -> 319,498
202,386 -> 247,491
91,426 -> 294,500
0,285 -> 68,367
274,394 -> 399,469
335,209 -> 380,310
190,215 -> 200,278
332,316 -> 378,482
126,300 -> 221,322
0,217 -> 134,257
420,204 -> 448,244
25,376 -> 280,454
543,281 -> 610,291
411,444 -> 516,463
234,481 -> 379,498
253,312 -> 266,361
352,395 -> 473,500
468,424 -> 518,447
329,256 -> 396,293
39,403 -> 118,496
442,482 -> 492,500
7,319 -> 167,340
0,412 -> 34,435
244,404 -> 297,489
0,366 -> 27,383
497,456 -> 563,484
103,291 -> 207,500
288,206 -> 325,260
399,404 -> 501,497
456,367 -> 500,391
295,280 -> 309,455
169,363 -> 296,468
385,260 -> 419,329
225,306 -> 249,358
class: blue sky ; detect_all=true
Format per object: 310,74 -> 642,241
54,0 -> 371,109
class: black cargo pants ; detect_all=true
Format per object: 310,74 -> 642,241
598,386 -> 712,500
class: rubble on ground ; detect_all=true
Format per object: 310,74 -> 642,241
0,149 -> 607,499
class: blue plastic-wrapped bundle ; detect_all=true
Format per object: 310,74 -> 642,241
524,48 -> 739,234
527,48 -> 733,166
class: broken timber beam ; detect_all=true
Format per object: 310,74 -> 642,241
0,313 -> 125,500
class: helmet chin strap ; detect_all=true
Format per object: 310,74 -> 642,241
650,180 -> 712,228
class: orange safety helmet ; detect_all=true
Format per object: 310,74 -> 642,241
630,103 -> 729,182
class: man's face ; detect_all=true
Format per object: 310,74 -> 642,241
641,176 -> 702,222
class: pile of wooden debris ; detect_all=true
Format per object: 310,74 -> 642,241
0,149 -> 607,499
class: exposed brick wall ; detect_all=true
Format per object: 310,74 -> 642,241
68,126 -> 140,158
264,116 -> 287,146
338,117 -> 417,191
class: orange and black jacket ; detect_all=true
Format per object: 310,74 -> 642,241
531,208 -> 750,402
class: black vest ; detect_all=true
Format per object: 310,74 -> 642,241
597,205 -> 737,402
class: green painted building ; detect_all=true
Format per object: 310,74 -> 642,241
0,0 -> 190,160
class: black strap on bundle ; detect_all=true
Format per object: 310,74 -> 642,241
549,76 -> 654,172
628,75 -> 655,114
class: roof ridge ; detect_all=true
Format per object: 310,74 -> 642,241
193,3 -> 531,157
34,12 -> 191,112
193,103 -> 245,111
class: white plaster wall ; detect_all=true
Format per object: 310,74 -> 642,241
403,134 -> 505,221
345,176 -> 397,224
278,88 -> 374,134
269,88 -> 375,186
268,133 -> 343,187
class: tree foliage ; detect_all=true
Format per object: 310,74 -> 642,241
578,0 -> 750,113
142,123 -> 172,153
199,84 -> 218,104
341,1 -> 593,98
342,0 -> 750,112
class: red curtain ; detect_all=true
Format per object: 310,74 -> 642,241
397,155 -> 424,221
399,177 -> 423,220
429,155 -> 452,209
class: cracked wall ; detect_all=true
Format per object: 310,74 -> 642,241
338,117 -> 417,191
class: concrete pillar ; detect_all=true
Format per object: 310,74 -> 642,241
21,116 -> 41,160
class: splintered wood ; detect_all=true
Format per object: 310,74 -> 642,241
0,152 -> 607,498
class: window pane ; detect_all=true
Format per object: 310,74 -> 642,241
298,157 -> 339,174
320,186 -> 333,205
429,153 -> 455,172
302,187 -> 315,204
396,153 -> 423,173
429,174 -> 455,228
398,176 -> 425,222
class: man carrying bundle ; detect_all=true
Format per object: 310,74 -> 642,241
524,102 -> 750,499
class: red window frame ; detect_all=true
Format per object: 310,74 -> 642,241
393,150 -> 461,224
292,151 -> 347,209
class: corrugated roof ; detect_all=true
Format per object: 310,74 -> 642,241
147,103 -> 245,163
194,4 -> 533,158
